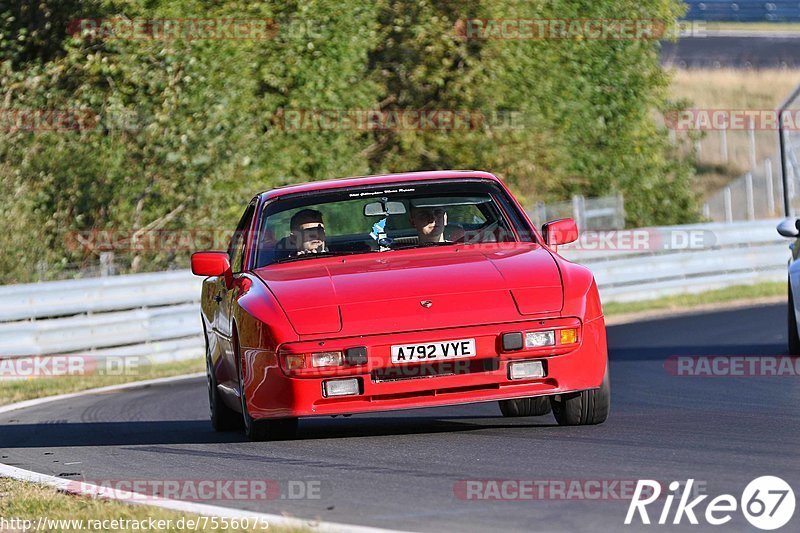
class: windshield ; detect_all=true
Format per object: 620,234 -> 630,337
253,180 -> 529,267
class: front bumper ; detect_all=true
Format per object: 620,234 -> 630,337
242,316 -> 607,419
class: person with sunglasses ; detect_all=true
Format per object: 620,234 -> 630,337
409,203 -> 466,245
289,208 -> 328,255
409,205 -> 450,244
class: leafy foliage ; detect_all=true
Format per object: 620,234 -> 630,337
0,0 -> 697,283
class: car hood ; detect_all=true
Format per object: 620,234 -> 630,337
254,244 -> 563,336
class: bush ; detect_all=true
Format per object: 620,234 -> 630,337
0,0 -> 698,283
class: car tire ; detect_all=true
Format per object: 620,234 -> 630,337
789,283 -> 800,356
207,345 -> 242,431
550,366 -> 610,426
235,331 -> 298,441
498,396 -> 552,417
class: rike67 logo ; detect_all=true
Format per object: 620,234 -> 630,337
625,477 -> 795,530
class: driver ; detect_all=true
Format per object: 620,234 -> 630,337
409,205 -> 447,244
289,209 -> 327,255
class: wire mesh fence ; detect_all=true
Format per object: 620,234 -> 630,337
527,194 -> 625,231
703,157 -> 783,222
782,89 -> 800,217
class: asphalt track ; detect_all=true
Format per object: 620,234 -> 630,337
1,303 -> 798,532
661,35 -> 800,68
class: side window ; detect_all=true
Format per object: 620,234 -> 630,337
228,204 -> 255,273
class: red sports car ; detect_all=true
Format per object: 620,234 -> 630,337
192,170 -> 609,440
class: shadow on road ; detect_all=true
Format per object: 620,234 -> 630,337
0,415 -> 559,449
611,343 -> 787,362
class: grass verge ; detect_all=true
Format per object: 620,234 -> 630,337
0,357 -> 204,407
0,478 -> 306,532
703,22 -> 800,33
603,281 -> 785,317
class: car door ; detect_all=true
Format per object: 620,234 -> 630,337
215,202 -> 256,389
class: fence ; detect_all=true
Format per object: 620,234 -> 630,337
527,194 -> 625,231
780,84 -> 800,218
560,219 -> 787,302
0,271 -> 203,367
0,219 -> 788,378
703,158 -> 783,221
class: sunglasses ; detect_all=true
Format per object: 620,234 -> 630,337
413,208 -> 445,222
296,224 -> 325,237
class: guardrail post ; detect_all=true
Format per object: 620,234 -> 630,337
100,252 -> 116,277
748,118 -> 757,170
571,195 -> 585,230
788,148 -> 797,204
702,202 -> 710,219
615,193 -> 625,229
534,201 -> 546,226
745,172 -> 755,220
765,158 -> 775,216
36,261 -> 47,282
719,128 -> 728,163
724,187 -> 733,223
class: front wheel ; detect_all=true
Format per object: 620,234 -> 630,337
498,396 -> 552,417
236,333 -> 298,441
550,368 -> 610,426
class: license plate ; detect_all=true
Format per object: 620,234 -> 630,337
391,338 -> 476,364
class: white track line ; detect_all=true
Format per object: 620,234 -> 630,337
0,373 -> 205,416
0,374 -> 412,533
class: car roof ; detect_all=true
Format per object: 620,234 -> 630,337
256,170 -> 502,201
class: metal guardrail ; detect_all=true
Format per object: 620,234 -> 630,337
0,219 -> 790,378
0,270 -> 201,322
560,219 -> 788,302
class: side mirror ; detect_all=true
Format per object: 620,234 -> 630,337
191,251 -> 231,276
542,218 -> 579,246
777,218 -> 800,238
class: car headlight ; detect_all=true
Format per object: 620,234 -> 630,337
311,351 -> 345,367
525,330 -> 555,348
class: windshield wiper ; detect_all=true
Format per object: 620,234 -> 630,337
420,241 -> 458,247
393,241 -> 458,250
272,250 -> 372,264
